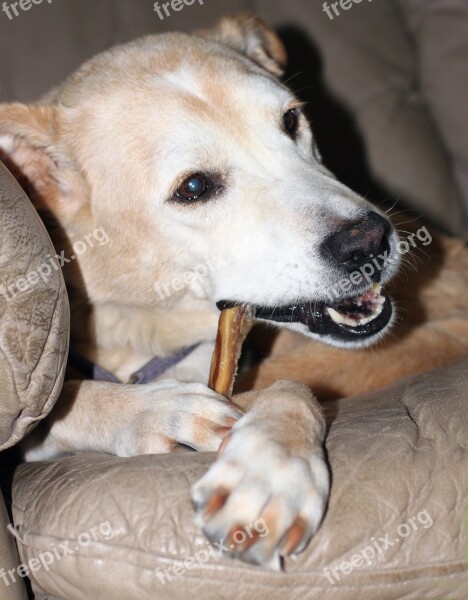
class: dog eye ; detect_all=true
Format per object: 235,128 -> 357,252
283,108 -> 300,139
175,173 -> 211,202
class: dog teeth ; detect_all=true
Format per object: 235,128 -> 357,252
327,307 -> 354,327
326,303 -> 384,328
326,284 -> 386,328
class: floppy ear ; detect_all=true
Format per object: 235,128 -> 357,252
0,103 -> 86,216
200,13 -> 287,77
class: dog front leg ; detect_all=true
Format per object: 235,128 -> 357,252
192,380 -> 329,568
22,379 -> 243,461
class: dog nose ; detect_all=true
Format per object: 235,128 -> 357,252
323,211 -> 391,271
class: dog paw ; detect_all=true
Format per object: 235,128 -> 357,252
115,381 -> 243,455
191,416 -> 329,569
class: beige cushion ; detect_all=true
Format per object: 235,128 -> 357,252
11,359 -> 468,600
0,161 -> 69,451
395,0 -> 468,234
0,0 -> 251,102
256,0 -> 468,239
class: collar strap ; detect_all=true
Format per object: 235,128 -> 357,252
68,344 -> 200,384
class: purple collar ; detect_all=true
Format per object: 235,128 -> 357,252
68,344 -> 200,384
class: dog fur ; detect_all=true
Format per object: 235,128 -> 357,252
0,15 -> 466,569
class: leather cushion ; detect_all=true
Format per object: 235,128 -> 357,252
256,0 -> 468,239
0,161 -> 69,451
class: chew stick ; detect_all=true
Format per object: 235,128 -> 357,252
208,305 -> 256,398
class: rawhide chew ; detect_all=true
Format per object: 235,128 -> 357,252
208,304 -> 256,398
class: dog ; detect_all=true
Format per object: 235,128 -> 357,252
1,14 -> 465,569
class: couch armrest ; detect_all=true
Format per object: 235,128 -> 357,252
11,359 -> 468,600
0,160 -> 69,451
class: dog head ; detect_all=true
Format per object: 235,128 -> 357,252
0,15 -> 399,349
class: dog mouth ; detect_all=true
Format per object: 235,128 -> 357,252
217,284 -> 392,342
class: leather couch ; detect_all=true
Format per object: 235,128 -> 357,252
1,1 -> 468,597
0,160 -> 467,599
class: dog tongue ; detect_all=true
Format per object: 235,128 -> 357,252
209,305 -> 256,398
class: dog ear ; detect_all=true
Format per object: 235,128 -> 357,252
201,13 -> 287,77
0,103 -> 87,217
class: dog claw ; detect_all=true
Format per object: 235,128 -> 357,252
203,490 -> 229,520
232,528 -> 263,553
280,517 -> 307,556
